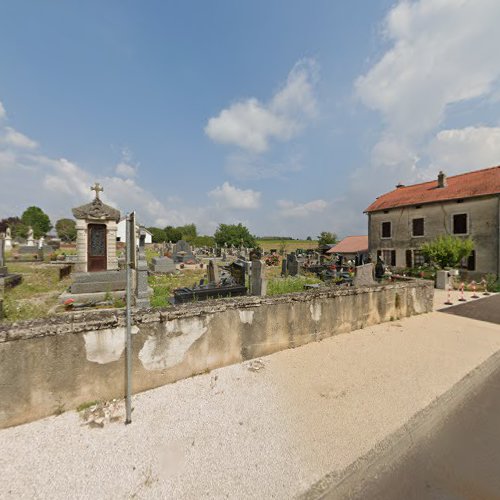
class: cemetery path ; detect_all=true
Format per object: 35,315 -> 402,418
1,292 -> 499,500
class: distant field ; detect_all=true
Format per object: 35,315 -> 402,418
256,239 -> 318,252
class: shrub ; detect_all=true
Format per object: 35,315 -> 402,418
420,236 -> 473,269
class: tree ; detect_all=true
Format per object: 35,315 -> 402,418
55,218 -> 76,242
163,226 -> 183,243
191,235 -> 215,247
0,217 -> 28,238
178,223 -> 197,242
21,206 -> 52,239
317,231 -> 338,246
420,235 -> 474,269
214,223 -> 257,247
306,236 -> 312,241
147,227 -> 167,243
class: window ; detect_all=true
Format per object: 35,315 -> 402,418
381,221 -> 391,238
406,249 -> 413,268
412,218 -> 424,237
380,249 -> 396,266
460,250 -> 475,271
453,213 -> 468,234
413,250 -> 425,267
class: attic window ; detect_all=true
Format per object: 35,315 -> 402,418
415,205 -> 421,209
383,210 -> 389,214
457,199 -> 464,203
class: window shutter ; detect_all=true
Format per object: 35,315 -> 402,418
467,250 -> 475,271
391,250 -> 396,266
406,249 -> 412,268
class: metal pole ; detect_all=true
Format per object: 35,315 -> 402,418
125,213 -> 132,424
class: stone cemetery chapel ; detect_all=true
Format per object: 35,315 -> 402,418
72,182 -> 120,273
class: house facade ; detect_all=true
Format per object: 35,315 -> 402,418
365,166 -> 500,278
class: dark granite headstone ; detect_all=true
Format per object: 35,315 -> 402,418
287,253 -> 299,276
228,260 -> 246,286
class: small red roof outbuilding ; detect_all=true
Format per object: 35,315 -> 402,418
326,235 -> 368,255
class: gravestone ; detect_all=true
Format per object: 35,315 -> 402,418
207,259 -> 220,284
4,227 -> 12,251
135,230 -> 153,308
250,259 -> 267,296
26,227 -> 34,247
173,240 -> 196,263
150,256 -> 175,274
0,235 -> 6,277
228,260 -> 246,286
353,263 -> 376,287
287,253 -> 299,276
281,257 -> 287,276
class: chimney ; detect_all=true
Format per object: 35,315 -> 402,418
437,171 -> 447,188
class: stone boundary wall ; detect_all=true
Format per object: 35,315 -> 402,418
0,280 -> 433,429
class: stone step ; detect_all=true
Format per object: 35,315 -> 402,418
72,270 -> 126,284
70,280 -> 126,294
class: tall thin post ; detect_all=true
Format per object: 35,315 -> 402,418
125,213 -> 132,424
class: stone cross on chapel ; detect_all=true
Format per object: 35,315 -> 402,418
91,182 -> 103,200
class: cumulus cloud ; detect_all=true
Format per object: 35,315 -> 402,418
276,198 -> 328,218
208,182 -> 261,210
356,0 -> 500,140
115,162 -> 137,178
1,127 -> 38,149
205,59 -> 318,152
0,101 -> 6,120
425,126 -> 500,177
0,101 -> 189,228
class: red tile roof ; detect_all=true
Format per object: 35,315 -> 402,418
326,235 -> 368,254
365,166 -> 500,213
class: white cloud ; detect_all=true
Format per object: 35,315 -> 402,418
0,101 -> 6,120
425,126 -> 500,177
115,161 -> 137,178
205,59 -> 318,152
356,0 -> 500,140
208,182 -> 261,210
276,198 -> 328,218
337,0 -> 500,238
2,127 -> 38,149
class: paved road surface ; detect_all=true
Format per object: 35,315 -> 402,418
439,293 -> 500,325
326,360 -> 500,500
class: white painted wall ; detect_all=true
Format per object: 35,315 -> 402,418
116,219 -> 152,244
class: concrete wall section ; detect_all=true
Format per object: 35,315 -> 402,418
0,281 -> 433,429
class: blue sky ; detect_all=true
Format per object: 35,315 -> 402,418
1,0 -> 500,238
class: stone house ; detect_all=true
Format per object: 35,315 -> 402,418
364,166 -> 500,278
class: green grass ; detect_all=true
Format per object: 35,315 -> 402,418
149,268 -> 206,308
2,263 -> 72,322
267,274 -> 322,296
76,400 -> 100,412
256,239 -> 318,253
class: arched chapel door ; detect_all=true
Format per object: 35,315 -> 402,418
88,224 -> 107,272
